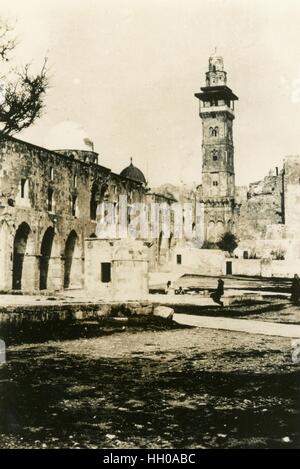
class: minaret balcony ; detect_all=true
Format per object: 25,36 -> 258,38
199,104 -> 235,118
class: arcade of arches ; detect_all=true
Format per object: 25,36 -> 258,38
9,222 -> 83,291
206,220 -> 234,243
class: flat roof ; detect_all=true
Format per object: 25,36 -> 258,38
195,85 -> 238,101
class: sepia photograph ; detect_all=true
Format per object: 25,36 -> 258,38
0,0 -> 300,454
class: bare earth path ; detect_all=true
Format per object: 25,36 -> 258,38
173,314 -> 300,338
1,324 -> 300,449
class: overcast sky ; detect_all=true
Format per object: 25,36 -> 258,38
2,0 -> 300,187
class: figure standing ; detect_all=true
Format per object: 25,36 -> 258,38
210,278 -> 224,307
291,274 -> 300,304
165,280 -> 174,295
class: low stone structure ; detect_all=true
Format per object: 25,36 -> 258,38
84,238 -> 150,300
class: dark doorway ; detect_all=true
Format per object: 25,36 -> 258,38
12,223 -> 31,290
64,231 -> 78,288
39,227 -> 55,290
226,261 -> 232,275
177,254 -> 182,265
101,263 -> 111,283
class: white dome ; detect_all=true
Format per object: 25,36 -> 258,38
44,121 -> 93,151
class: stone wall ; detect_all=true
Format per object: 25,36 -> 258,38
235,172 -> 283,241
0,136 -> 146,292
229,258 -> 300,278
284,156 -> 300,235
172,245 -> 226,276
84,238 -> 149,300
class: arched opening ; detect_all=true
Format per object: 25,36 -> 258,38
90,182 -> 108,221
12,222 -> 31,290
64,230 -> 79,289
39,227 -> 55,290
207,220 -> 215,243
216,220 -> 225,242
89,233 -> 97,238
212,149 -> 218,161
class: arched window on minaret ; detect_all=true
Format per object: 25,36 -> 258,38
211,126 -> 219,137
209,127 -> 213,137
212,149 -> 218,161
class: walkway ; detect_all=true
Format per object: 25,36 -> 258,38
173,313 -> 300,338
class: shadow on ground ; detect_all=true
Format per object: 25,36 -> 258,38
0,331 -> 299,449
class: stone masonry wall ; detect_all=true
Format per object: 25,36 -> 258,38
0,136 -> 146,292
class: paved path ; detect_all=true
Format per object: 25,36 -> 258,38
0,290 -> 287,308
174,313 -> 300,338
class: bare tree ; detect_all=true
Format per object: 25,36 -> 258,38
0,19 -> 48,136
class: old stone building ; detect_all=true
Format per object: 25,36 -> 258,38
0,134 -> 175,293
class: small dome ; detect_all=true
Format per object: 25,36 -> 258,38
44,121 -> 94,152
120,158 -> 146,184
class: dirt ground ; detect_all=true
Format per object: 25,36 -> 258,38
0,319 -> 299,449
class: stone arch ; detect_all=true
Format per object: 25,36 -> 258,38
207,221 -> 215,243
64,230 -> 81,289
12,222 -> 31,290
90,181 -> 108,221
215,220 -> 225,242
39,227 -> 55,290
211,149 -> 218,161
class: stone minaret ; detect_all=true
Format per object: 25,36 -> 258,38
195,53 -> 238,243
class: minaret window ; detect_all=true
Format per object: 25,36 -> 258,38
212,150 -> 218,160
210,127 -> 219,137
213,181 -> 218,186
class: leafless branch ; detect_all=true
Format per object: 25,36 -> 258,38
0,19 -> 16,61
0,58 -> 49,135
